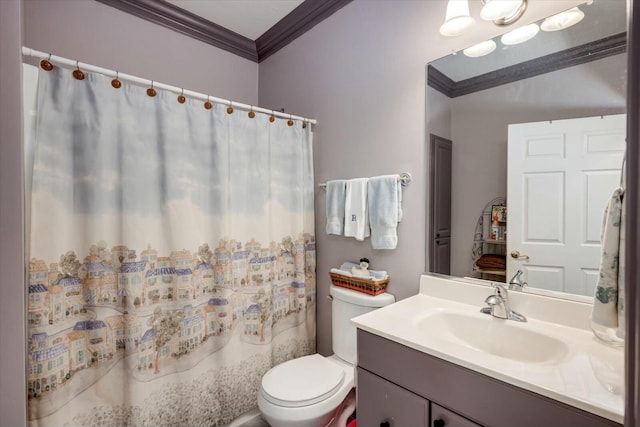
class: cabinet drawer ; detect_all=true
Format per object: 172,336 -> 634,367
357,367 -> 428,427
431,403 -> 482,427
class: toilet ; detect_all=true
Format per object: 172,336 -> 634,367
258,284 -> 395,427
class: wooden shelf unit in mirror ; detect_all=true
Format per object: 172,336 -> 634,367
472,198 -> 507,282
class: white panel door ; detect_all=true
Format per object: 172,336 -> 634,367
507,114 -> 625,295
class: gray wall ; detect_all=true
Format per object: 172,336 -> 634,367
447,54 -> 626,278
23,0 -> 259,103
258,0 -> 583,356
0,1 -> 26,425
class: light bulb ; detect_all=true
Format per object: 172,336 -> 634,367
541,7 -> 585,32
463,40 -> 497,57
480,0 -> 524,21
501,23 -> 540,45
440,0 -> 475,37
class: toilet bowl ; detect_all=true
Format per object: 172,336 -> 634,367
258,285 -> 395,427
258,354 -> 353,427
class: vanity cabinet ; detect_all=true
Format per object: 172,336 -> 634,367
357,330 -> 621,427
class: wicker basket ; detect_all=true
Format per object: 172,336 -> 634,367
329,271 -> 389,296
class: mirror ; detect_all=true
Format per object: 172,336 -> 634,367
426,0 -> 627,298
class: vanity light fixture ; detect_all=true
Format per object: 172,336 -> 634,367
480,0 -> 528,26
540,7 -> 585,32
439,0 -> 475,37
500,23 -> 539,45
463,39 -> 497,57
441,0 -> 528,37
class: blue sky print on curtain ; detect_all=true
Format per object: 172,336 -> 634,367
27,67 -> 315,426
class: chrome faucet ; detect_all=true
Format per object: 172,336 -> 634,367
508,269 -> 527,291
480,283 -> 527,322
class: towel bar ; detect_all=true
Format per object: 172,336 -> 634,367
318,172 -> 411,190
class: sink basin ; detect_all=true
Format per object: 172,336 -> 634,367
415,310 -> 569,363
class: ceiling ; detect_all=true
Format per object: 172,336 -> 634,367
100,0 -> 625,68
97,0 -> 352,62
165,0 -> 304,40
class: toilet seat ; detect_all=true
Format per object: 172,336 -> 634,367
261,354 -> 345,408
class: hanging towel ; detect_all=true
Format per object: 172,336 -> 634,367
325,180 -> 346,235
368,175 -> 402,250
344,178 -> 370,240
590,187 -> 625,338
617,186 -> 626,340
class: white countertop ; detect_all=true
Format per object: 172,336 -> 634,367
351,274 -> 624,424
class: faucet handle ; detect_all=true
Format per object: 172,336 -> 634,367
508,270 -> 527,291
484,294 -> 501,306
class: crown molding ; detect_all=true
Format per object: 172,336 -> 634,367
256,0 -> 353,62
96,0 -> 353,63
428,32 -> 627,98
427,65 -> 456,98
95,0 -> 258,61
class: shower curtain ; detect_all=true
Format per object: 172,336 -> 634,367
26,66 -> 315,426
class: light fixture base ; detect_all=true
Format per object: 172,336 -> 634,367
481,0 -> 528,27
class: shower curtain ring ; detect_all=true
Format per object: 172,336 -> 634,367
147,80 -> 157,97
302,119 -> 307,129
269,110 -> 276,123
227,101 -> 234,115
248,106 -> 255,119
204,95 -> 212,110
287,114 -> 294,127
73,60 -> 85,80
178,88 -> 186,104
111,71 -> 122,89
40,53 -> 54,71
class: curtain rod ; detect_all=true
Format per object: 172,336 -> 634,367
22,46 -> 317,126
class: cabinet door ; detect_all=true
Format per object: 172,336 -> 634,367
431,403 -> 482,427
357,367 -> 428,427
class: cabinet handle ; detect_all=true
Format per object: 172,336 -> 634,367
436,233 -> 441,237
433,419 -> 445,427
380,422 -> 390,427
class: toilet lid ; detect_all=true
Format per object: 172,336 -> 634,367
261,354 -> 345,408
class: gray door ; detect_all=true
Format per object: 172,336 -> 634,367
433,237 -> 451,275
429,134 -> 452,274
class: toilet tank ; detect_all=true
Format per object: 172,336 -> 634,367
330,284 -> 395,365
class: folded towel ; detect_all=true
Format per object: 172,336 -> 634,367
344,178 -> 370,241
325,180 -> 346,235
339,262 -> 388,279
330,268 -> 388,281
590,187 -> 625,339
368,175 -> 402,250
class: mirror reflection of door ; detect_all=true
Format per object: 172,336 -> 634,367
507,114 -> 626,295
430,134 -> 452,275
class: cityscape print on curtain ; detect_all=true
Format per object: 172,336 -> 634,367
26,67 -> 315,426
